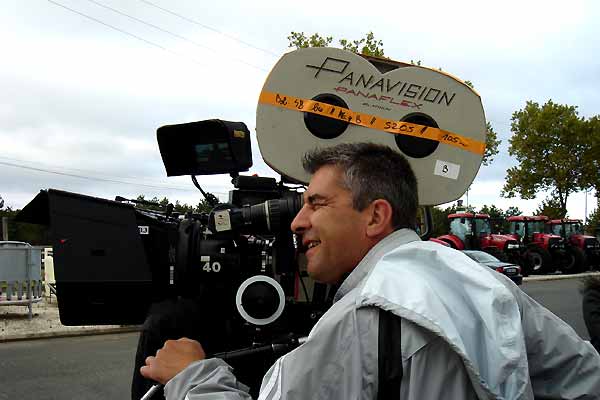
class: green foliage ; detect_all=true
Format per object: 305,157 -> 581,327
504,206 -> 523,217
0,195 -> 4,210
288,31 -> 384,57
135,194 -> 215,215
586,207 -> 600,236
429,206 -> 451,238
483,122 -> 501,167
0,207 -> 48,244
579,115 -> 600,198
287,32 -> 333,49
533,196 -> 567,219
339,31 -> 384,57
196,198 -> 214,214
502,100 -> 585,212
477,204 -> 522,233
479,204 -> 504,219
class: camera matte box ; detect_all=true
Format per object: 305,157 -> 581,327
18,189 -> 171,325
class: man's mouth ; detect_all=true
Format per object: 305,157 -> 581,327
307,241 -> 321,249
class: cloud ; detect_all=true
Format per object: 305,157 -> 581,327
1,0 -> 599,226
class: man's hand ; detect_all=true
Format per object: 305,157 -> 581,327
140,337 -> 206,384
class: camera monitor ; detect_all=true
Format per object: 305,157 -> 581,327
157,119 -> 252,176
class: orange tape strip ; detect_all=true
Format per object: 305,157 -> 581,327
259,91 -> 485,156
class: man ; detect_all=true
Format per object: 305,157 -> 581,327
142,143 -> 600,399
583,275 -> 600,353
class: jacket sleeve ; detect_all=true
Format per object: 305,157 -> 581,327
164,358 -> 252,400
517,288 -> 600,399
165,301 -> 379,400
256,304 -> 379,400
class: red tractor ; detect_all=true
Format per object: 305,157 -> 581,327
506,215 -> 572,274
436,213 -> 523,264
546,219 -> 600,271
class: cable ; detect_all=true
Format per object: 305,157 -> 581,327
138,0 -> 279,58
0,156 -> 194,189
82,0 -> 268,72
46,0 -> 211,69
0,156 -> 170,185
0,160 -> 203,192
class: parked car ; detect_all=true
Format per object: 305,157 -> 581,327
462,250 -> 523,285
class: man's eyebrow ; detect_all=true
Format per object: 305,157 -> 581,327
305,194 -> 327,204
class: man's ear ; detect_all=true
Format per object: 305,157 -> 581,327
365,199 -> 394,238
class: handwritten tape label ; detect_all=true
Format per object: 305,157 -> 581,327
259,91 -> 485,156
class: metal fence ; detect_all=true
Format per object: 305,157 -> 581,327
0,241 -> 43,319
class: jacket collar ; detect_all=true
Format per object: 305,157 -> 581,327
334,228 -> 421,302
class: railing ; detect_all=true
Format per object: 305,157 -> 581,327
0,241 -> 43,319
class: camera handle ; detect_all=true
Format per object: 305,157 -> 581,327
140,336 -> 308,400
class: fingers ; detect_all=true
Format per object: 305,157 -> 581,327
140,338 -> 206,385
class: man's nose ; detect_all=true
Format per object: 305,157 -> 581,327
291,204 -> 310,233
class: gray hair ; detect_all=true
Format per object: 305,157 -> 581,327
302,142 -> 418,229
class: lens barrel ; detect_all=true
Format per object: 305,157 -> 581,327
240,194 -> 302,233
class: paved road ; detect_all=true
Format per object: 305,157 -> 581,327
0,278 -> 593,399
521,277 -> 589,340
0,332 -> 139,400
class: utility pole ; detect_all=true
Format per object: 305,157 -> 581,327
2,217 -> 8,241
585,189 -> 588,226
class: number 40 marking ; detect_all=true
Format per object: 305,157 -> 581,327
203,261 -> 222,272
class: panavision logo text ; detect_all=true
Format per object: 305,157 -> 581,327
306,57 -> 457,109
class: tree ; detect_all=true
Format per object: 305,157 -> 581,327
338,31 -> 385,57
580,115 -> 600,203
135,195 -> 214,215
287,32 -> 333,49
504,206 -> 523,217
533,196 -> 567,219
288,31 -> 384,57
483,122 -> 501,166
479,204 -> 505,233
196,198 -> 214,214
502,100 -> 585,212
0,195 -> 4,210
586,208 -> 600,236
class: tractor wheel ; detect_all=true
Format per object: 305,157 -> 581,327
524,247 -> 551,275
566,246 -> 587,273
483,247 -> 508,262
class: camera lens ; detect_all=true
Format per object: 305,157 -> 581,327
240,194 -> 303,233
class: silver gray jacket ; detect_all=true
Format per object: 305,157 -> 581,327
164,229 -> 600,399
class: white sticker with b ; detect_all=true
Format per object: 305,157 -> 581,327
434,160 -> 460,180
214,210 -> 232,232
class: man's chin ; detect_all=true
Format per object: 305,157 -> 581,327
307,267 -> 342,285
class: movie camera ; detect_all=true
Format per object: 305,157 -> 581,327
17,47 -> 488,395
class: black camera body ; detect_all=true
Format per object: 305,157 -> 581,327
18,120 -> 327,350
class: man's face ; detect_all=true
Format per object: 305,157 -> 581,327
291,165 -> 375,283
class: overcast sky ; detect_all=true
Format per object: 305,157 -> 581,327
2,0 -> 599,221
